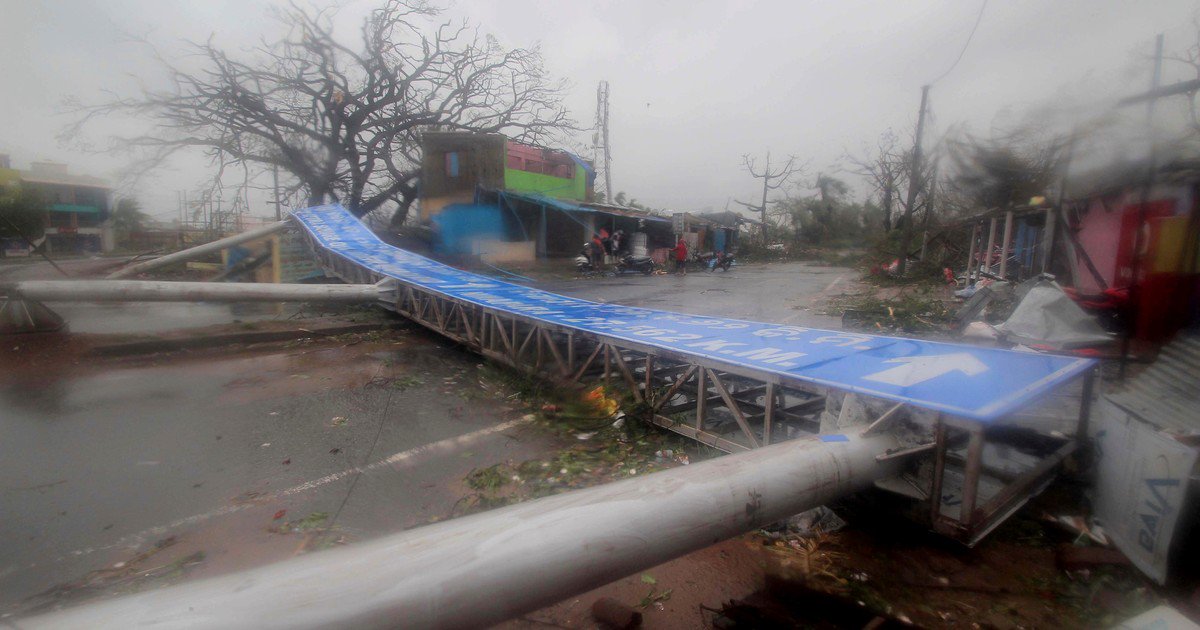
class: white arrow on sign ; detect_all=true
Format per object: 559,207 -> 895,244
863,353 -> 989,387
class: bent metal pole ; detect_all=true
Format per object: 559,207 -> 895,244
9,280 -> 382,304
21,432 -> 905,630
107,221 -> 291,279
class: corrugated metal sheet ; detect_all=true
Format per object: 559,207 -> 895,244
1106,331 -> 1200,433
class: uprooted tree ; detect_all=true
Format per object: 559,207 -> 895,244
66,0 -> 573,227
941,126 -> 1068,213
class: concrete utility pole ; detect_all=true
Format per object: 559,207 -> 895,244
22,432 -> 905,630
897,85 -> 931,276
107,221 -> 291,279
10,280 -> 383,304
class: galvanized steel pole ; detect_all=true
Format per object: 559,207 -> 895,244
22,433 -> 903,630
9,280 -> 382,304
107,221 -> 291,279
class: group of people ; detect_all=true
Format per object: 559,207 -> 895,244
584,228 -> 627,268
582,228 -> 693,275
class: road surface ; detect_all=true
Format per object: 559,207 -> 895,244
0,259 -> 859,616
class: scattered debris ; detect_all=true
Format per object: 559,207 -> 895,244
1043,513 -> 1109,546
994,277 -> 1112,349
1115,604 -> 1200,630
269,511 -> 330,535
961,320 -> 999,340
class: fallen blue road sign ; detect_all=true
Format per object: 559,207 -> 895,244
293,205 -> 1095,422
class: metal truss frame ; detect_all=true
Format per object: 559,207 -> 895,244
300,230 -> 1096,546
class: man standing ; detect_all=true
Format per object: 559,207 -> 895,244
672,236 -> 688,275
590,233 -> 605,269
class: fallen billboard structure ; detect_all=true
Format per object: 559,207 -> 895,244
292,203 -> 1096,544
12,204 -> 1101,628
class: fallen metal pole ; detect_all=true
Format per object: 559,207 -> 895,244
22,432 -> 903,630
107,221 -> 291,279
8,280 -> 382,304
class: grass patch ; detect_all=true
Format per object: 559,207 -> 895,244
456,386 -> 720,515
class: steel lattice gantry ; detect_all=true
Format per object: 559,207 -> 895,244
296,222 -> 1095,546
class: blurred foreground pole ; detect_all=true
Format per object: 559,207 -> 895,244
107,221 -> 290,279
23,433 -> 903,630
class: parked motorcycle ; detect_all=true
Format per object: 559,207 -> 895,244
615,253 -> 656,275
710,251 -> 735,272
574,244 -> 604,276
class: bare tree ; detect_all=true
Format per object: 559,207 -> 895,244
734,152 -> 802,244
847,130 -> 908,232
66,0 -> 573,227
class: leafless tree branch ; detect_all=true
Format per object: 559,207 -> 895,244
65,0 -> 575,224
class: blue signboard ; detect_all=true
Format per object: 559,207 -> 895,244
292,205 -> 1094,422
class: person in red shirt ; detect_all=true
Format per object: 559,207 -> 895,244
590,233 -> 605,269
672,236 -> 688,275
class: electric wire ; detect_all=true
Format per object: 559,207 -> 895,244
930,0 -> 989,85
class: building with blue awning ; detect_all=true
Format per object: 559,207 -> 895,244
418,131 -> 678,262
0,156 -> 113,255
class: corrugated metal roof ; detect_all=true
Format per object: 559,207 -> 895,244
1106,331 -> 1200,433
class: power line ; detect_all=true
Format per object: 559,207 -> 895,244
930,0 -> 989,85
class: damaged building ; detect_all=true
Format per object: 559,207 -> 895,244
951,158 -> 1200,352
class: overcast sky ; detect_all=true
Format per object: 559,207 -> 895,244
2,0 -> 1198,220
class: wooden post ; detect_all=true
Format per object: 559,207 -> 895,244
1040,207 -> 1057,274
999,210 -> 1014,279
984,217 -> 998,275
965,223 -> 980,282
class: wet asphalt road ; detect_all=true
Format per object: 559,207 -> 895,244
0,330 -> 553,611
0,259 -> 857,614
539,261 -> 856,329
